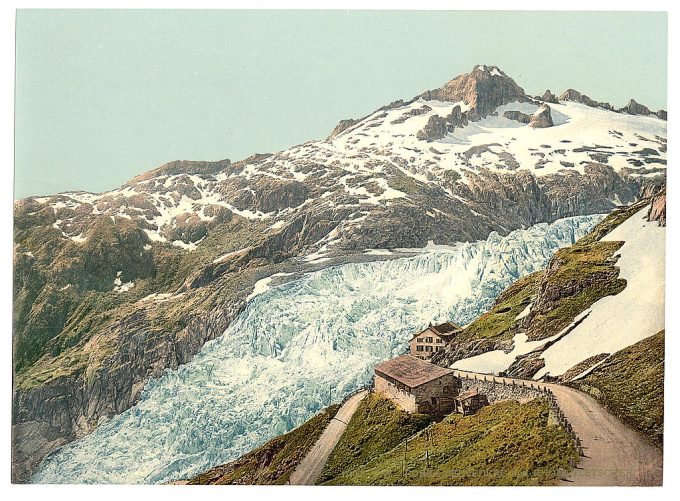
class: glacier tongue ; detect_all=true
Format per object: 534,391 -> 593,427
32,214 -> 603,484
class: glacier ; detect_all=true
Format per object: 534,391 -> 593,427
32,214 -> 603,484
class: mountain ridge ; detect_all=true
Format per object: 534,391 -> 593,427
12,64 -> 667,482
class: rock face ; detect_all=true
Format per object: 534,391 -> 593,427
11,64 -> 667,482
421,65 -> 527,120
619,98 -> 651,116
529,104 -> 554,128
657,109 -> 667,120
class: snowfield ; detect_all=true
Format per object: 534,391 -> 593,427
31,215 -> 601,484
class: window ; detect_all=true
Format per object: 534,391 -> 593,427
436,346 -> 442,351
425,337 -> 433,343
436,338 -> 443,344
417,337 -> 424,342
416,345 -> 424,352
425,346 -> 433,352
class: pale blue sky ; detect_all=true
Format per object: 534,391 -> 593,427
15,10 -> 667,199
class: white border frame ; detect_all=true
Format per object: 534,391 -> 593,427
2,2 -> 676,501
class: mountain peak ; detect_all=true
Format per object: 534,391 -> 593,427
471,64 -> 506,76
420,65 -> 527,120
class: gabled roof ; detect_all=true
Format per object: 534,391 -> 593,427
412,321 -> 463,341
431,321 -> 463,335
374,355 -> 454,388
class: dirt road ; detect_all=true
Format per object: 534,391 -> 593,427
289,390 -> 368,485
451,369 -> 662,486
547,383 -> 662,486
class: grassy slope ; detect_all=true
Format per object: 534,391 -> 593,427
321,398 -> 577,486
188,404 -> 340,485
525,239 -> 625,341
317,393 -> 433,483
569,330 -> 664,446
454,272 -> 542,344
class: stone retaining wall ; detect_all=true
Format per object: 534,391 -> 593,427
458,375 -> 543,403
451,370 -> 584,458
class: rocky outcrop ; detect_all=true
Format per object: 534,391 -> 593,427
447,104 -> 469,128
503,105 -> 553,128
558,89 -> 614,111
503,110 -> 531,124
421,65 -> 528,120
416,105 -> 469,141
559,90 -> 666,120
416,115 -> 449,142
529,104 -> 554,128
327,119 -> 359,140
647,192 -> 666,227
619,98 -> 651,116
131,159 -> 232,183
539,90 -> 559,104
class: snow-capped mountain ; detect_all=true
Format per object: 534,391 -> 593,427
16,65 -> 665,256
12,64 -> 666,481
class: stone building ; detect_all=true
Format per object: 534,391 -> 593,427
454,389 -> 489,416
373,354 -> 459,414
409,322 -> 462,360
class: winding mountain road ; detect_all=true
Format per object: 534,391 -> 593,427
452,370 -> 663,486
289,372 -> 661,486
289,390 -> 368,485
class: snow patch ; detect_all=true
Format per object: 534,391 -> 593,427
452,332 -> 561,374
515,303 -> 532,321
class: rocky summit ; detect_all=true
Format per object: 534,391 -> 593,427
12,64 -> 666,482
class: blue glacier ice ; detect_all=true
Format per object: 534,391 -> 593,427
32,214 -> 603,484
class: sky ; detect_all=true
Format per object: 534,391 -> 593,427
14,10 -> 667,199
